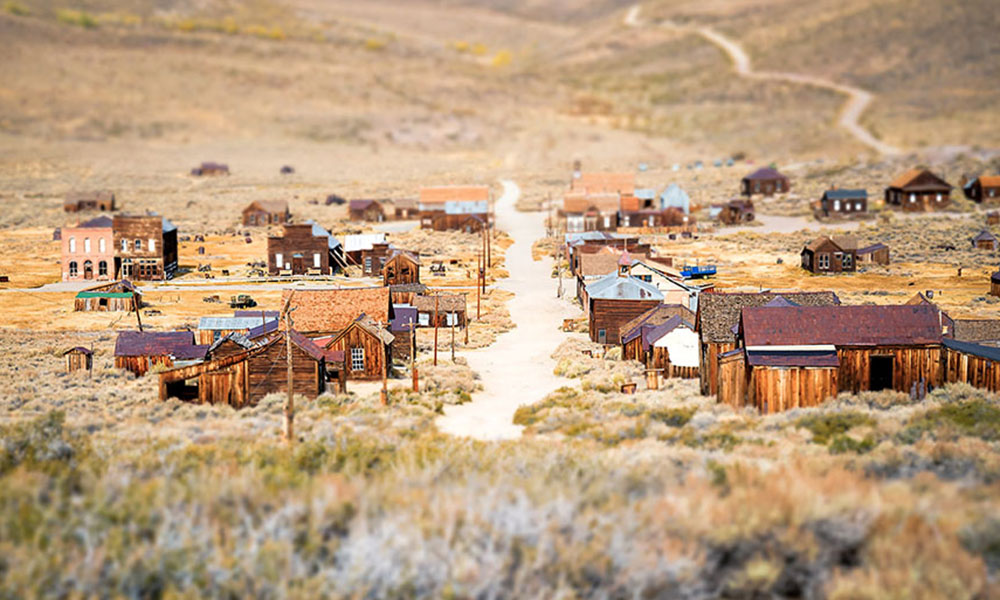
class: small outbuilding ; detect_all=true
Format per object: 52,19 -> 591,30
413,294 -> 467,328
243,200 -> 290,226
741,168 -> 789,196
191,162 -> 229,176
717,199 -> 755,225
884,168 -> 952,211
818,189 -> 867,217
992,271 -> 1000,298
973,230 -> 999,251
74,280 -> 142,312
348,200 -> 386,222
64,190 -> 116,213
966,176 -> 1000,203
64,347 -> 93,373
856,243 -> 890,266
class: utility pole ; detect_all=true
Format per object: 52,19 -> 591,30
487,223 -> 492,269
476,254 -> 482,321
379,320 -> 388,405
451,312 -> 456,362
433,294 -> 439,366
557,242 -> 564,298
132,291 -> 143,332
409,320 -> 418,392
281,292 -> 295,444
464,293 -> 469,345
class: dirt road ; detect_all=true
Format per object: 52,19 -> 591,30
437,180 -> 580,440
625,5 -> 900,156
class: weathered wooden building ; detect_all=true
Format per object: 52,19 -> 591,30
716,199 -> 755,225
383,249 -> 420,286
191,162 -> 229,176
158,330 -> 328,407
323,317 -> 394,380
620,304 -> 697,375
586,259 -> 664,344
942,338 -> 1000,393
75,279 -> 142,312
719,305 -> 943,413
113,215 -> 179,281
741,168 -> 789,197
885,168 -> 952,211
413,294 -> 467,328
992,271 -> 1000,298
267,222 -> 340,276
197,314 -> 278,345
348,200 -> 386,222
973,230 -> 999,251
64,190 -> 116,213
966,175 -> 1000,204
856,243 -> 890,266
114,330 -> 208,377
281,287 -> 393,337
818,189 -> 867,217
242,200 -> 290,226
390,304 -> 418,362
801,236 -> 858,273
389,282 -> 428,306
696,291 -> 841,396
418,186 -> 492,232
64,347 -> 92,373
343,233 -> 387,267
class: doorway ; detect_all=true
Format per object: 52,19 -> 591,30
869,355 -> 893,391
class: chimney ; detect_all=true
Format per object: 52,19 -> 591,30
618,250 -> 632,278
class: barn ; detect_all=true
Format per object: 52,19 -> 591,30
720,305 -> 944,413
75,280 -> 142,312
696,291 -> 841,396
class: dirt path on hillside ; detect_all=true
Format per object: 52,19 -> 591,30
625,5 -> 900,157
436,180 -> 581,440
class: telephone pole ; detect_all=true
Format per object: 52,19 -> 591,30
281,292 -> 295,444
409,320 -> 418,392
450,312 -> 456,362
379,320 -> 388,405
433,294 -> 439,366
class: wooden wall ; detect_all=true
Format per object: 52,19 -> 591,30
267,225 -> 330,275
942,348 -> 1000,392
700,341 -> 737,396
247,340 -> 324,401
589,298 -> 661,344
325,324 -> 389,380
383,254 -> 420,285
116,355 -> 172,377
992,280 -> 1000,298
649,347 -> 698,378
836,346 -> 941,394
717,352 -> 747,409
75,296 -> 135,311
750,367 -> 839,414
66,352 -> 91,372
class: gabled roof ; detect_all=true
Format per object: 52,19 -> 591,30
78,215 -> 113,228
349,199 -> 381,211
889,168 -> 951,190
742,167 -> 787,181
207,333 -> 257,355
804,235 -> 858,253
660,183 -> 690,213
387,248 -> 421,266
281,287 -> 392,334
287,330 -> 328,361
823,188 -> 867,200
641,315 -> 693,348
419,186 -> 490,204
741,305 -> 942,347
63,347 -> 93,356
697,291 -> 841,343
247,319 -> 279,339
586,273 -> 664,301
978,175 -> 1000,188
621,303 -> 697,344
973,230 -> 997,242
114,331 -> 207,359
563,192 -> 620,214
571,172 -> 635,195
245,200 -> 289,214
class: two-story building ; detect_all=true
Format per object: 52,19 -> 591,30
61,216 -> 115,282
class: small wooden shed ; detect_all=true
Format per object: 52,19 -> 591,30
64,347 -> 93,373
243,200 -> 290,226
75,280 -> 142,312
383,249 -> 420,286
973,230 -> 999,251
741,168 -> 789,196
991,271 -> 1000,298
856,243 -> 890,266
348,200 -> 386,222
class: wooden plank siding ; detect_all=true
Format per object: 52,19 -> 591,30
749,367 -> 839,415
247,339 -> 324,401
717,351 -> 747,409
942,347 -> 1000,392
700,341 -> 737,396
324,323 -> 390,381
649,347 -> 698,378
589,298 -> 661,345
835,346 -> 941,394
116,355 -> 173,377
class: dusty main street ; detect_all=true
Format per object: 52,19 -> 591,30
437,180 -> 581,440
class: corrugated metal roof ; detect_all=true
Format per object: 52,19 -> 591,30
742,305 -> 942,347
943,338 -> 1000,362
659,183 -> 690,214
823,189 -> 867,200
199,316 -> 277,330
586,273 -> 664,301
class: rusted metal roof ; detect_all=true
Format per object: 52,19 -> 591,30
114,331 -> 206,359
697,291 -> 841,343
747,349 -> 839,367
742,167 -> 787,181
741,305 -> 942,347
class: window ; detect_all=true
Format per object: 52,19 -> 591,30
842,253 -> 853,269
99,238 -> 106,253
98,260 -> 107,276
313,253 -> 321,268
936,193 -> 943,202
84,238 -> 91,253
818,254 -> 830,270
419,313 -> 430,326
351,347 -> 365,371
214,330 -> 221,342
364,257 -> 372,272
603,215 -> 610,228
68,261 -> 78,277
833,200 -> 840,211
121,239 -> 128,252
134,239 -> 142,251
909,194 -> 916,203
446,312 -> 457,326
856,202 -> 862,211
990,190 -> 996,198
149,239 -> 156,253
275,253 -> 283,269
69,237 -> 76,253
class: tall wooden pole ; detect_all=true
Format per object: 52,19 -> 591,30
487,224 -> 492,269
281,293 -> 295,444
433,294 -> 439,366
409,320 -> 418,392
132,292 -> 143,332
451,312 -> 456,362
476,255 -> 481,321
464,294 -> 469,345
379,320 -> 388,405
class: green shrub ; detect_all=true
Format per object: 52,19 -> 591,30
56,9 -> 97,28
3,1 -> 29,16
0,411 -> 90,475
899,400 -> 1000,443
828,434 -> 876,455
796,412 -> 875,445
